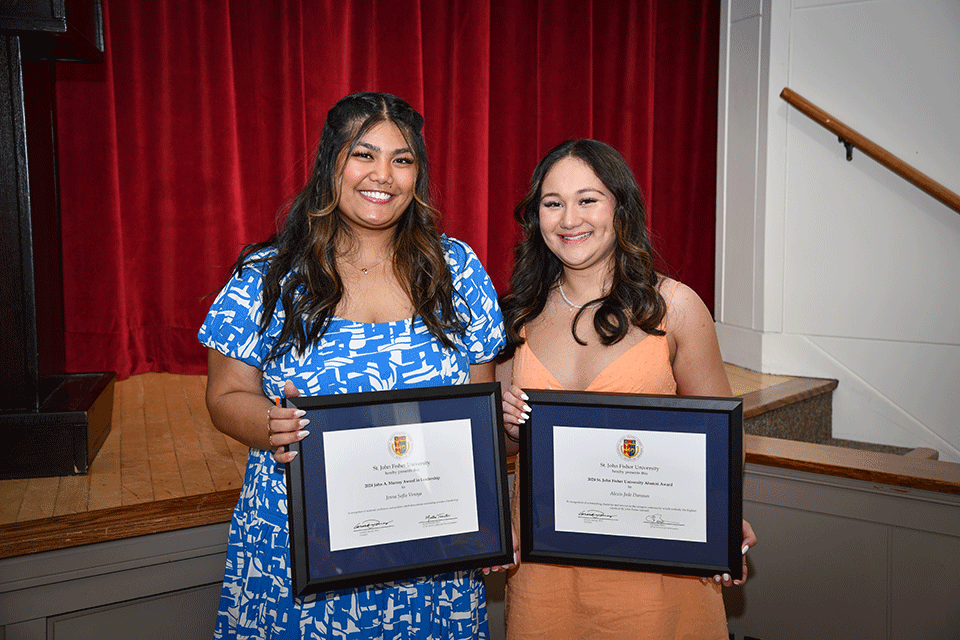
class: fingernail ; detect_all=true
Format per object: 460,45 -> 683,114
289,451 -> 298,460
714,575 -> 721,583
294,409 -> 306,417
701,577 -> 708,584
299,419 -> 310,427
514,551 -> 519,564
520,392 -> 529,401
520,412 -> 529,421
297,430 -> 310,438
723,573 -> 731,582
742,544 -> 750,555
522,404 -> 532,413
482,568 -> 490,575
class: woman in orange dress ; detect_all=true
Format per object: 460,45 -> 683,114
496,139 -> 756,639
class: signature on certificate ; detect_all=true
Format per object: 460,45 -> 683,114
353,519 -> 393,533
644,514 -> 683,527
577,509 -> 618,522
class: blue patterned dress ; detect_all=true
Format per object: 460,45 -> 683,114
199,236 -> 505,639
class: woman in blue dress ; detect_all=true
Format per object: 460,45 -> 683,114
199,92 -> 506,639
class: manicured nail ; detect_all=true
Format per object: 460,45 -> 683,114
299,419 -> 310,427
520,412 -> 529,421
714,575 -> 721,583
742,544 -> 750,555
522,403 -> 532,413
520,392 -> 529,401
288,451 -> 298,460
723,573 -> 731,583
294,409 -> 306,417
297,430 -> 310,438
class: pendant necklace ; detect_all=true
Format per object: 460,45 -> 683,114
344,254 -> 390,275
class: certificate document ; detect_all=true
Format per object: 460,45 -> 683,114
323,419 -> 479,552
553,426 -> 707,543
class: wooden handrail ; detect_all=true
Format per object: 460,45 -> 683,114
780,87 -> 960,215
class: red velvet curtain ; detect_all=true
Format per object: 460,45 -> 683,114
55,0 -> 720,379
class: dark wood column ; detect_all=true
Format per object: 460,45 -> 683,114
0,0 -> 115,478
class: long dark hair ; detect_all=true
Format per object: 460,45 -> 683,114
498,139 -> 665,361
235,92 -> 463,362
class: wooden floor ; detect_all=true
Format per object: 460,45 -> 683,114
724,365 -> 792,398
0,373 -> 247,526
0,365 -> 796,527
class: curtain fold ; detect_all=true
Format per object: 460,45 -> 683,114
54,0 -> 720,378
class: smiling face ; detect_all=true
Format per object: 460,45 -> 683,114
538,156 -> 618,276
336,120 -> 417,235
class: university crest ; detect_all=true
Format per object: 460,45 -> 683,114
618,436 -> 642,460
390,432 -> 411,458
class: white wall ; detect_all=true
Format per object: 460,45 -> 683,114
716,0 -> 960,462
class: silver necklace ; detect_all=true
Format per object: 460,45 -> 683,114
558,280 -> 601,310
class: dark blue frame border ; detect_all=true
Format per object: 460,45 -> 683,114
521,390 -> 743,577
284,382 -> 512,596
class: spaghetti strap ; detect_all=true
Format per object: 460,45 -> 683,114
663,279 -> 681,308
654,280 -> 682,335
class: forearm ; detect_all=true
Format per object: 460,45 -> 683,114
207,388 -> 274,450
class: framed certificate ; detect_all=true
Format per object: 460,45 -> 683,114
284,382 -> 512,596
520,390 -> 743,577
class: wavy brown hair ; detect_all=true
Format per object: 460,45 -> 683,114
234,92 -> 464,363
498,139 -> 666,361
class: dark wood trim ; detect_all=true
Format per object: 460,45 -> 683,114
746,434 -> 960,496
740,376 -> 838,419
0,489 -> 239,559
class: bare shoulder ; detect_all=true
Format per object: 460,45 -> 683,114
658,278 -> 712,336
657,279 -> 731,396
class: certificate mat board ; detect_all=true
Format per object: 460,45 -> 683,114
284,382 -> 512,595
521,390 -> 743,577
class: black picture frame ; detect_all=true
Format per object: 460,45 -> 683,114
520,390 -> 743,578
284,382 -> 512,596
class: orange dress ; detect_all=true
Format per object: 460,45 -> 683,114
505,318 -> 728,639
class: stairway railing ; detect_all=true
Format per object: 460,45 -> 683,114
780,87 -> 960,215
